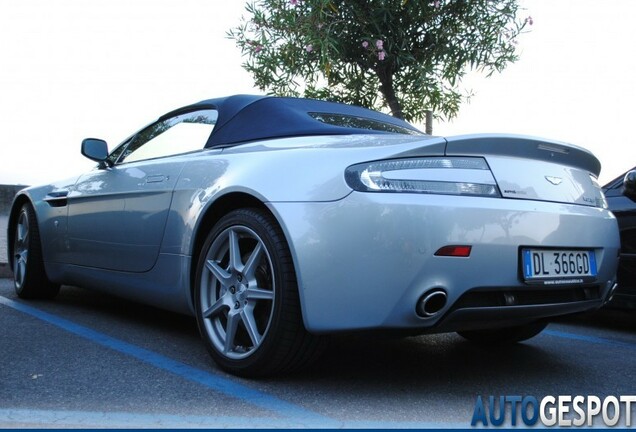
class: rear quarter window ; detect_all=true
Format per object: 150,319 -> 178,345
308,112 -> 422,136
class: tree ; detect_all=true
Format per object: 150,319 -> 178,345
228,0 -> 531,124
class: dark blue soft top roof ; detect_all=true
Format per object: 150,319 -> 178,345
160,95 -> 423,148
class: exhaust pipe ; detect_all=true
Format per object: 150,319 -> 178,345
604,282 -> 618,305
416,288 -> 447,318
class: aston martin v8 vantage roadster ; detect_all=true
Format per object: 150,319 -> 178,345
8,95 -> 620,376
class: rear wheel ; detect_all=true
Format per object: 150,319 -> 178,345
13,203 -> 60,299
457,321 -> 548,344
194,208 -> 323,377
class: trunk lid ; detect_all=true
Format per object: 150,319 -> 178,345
445,134 -> 605,207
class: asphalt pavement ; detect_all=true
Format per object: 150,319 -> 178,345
1,277 -> 635,428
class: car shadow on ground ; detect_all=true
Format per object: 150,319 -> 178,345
51,285 -> 198,333
274,308 -> 635,400
29,284 -> 632,393
286,332 -> 565,387
555,307 -> 636,332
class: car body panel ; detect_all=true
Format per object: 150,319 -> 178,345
160,135 -> 446,257
44,254 -> 193,314
270,193 -> 619,332
21,176 -> 81,265
64,157 -> 186,272
487,156 -> 603,207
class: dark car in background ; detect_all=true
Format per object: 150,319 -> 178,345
604,168 -> 636,309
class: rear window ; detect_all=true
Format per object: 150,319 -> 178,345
308,112 -> 422,136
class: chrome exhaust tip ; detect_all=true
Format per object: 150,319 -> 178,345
416,289 -> 448,318
604,282 -> 619,305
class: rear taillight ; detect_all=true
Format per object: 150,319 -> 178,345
345,157 -> 501,197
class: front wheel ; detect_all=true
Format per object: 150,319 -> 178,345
457,321 -> 548,344
13,203 -> 60,299
194,208 -> 323,377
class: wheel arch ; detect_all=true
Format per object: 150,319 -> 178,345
189,192 -> 288,307
6,193 -> 34,273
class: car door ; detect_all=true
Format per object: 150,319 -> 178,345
63,108 -> 217,272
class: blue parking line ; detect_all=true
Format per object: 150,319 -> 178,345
544,329 -> 636,351
0,295 -> 333,427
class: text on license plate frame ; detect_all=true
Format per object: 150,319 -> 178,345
522,249 -> 597,283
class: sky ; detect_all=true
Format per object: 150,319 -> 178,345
0,0 -> 634,186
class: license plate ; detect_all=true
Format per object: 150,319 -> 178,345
522,249 -> 597,283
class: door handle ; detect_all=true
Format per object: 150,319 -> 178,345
146,175 -> 168,184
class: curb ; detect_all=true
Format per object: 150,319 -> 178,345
0,263 -> 12,279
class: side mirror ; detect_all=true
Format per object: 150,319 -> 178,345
625,170 -> 636,199
81,138 -> 110,167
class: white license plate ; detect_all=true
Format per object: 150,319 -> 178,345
522,249 -> 597,283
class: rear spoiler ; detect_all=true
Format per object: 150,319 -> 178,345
444,134 -> 601,177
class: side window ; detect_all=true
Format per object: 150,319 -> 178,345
604,179 -> 623,197
118,109 -> 217,164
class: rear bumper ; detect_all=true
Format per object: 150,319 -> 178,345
269,192 -> 620,333
436,284 -> 617,333
438,300 -> 603,332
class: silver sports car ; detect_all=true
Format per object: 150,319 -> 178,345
8,95 -> 620,376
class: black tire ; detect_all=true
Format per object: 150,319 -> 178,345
12,203 -> 60,299
457,321 -> 548,344
194,208 -> 323,377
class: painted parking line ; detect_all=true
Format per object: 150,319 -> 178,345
0,295 -> 466,429
0,295 -> 332,427
544,328 -> 636,351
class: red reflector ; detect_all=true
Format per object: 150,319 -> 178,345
434,245 -> 472,257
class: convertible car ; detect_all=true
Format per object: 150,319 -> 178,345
8,95 -> 620,376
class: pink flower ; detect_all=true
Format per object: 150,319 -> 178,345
378,50 -> 386,61
254,44 -> 263,53
375,39 -> 383,50
526,16 -> 533,25
305,44 -> 313,53
290,0 -> 298,5
362,41 -> 369,49
434,0 -> 440,8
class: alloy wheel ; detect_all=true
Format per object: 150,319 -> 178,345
13,210 -> 29,289
199,225 -> 276,359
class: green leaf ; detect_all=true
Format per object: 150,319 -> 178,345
227,0 -> 529,122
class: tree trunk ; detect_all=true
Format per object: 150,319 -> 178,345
425,110 -> 433,134
376,67 -> 404,120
